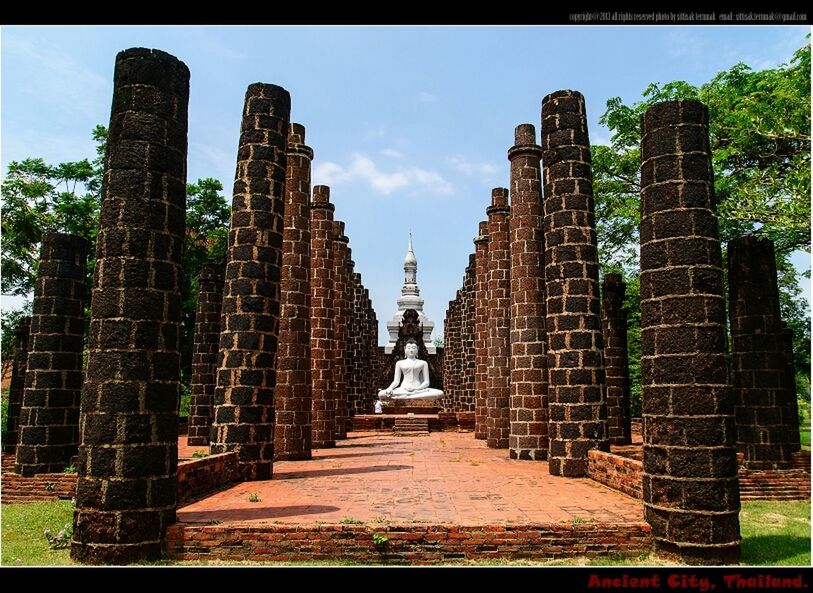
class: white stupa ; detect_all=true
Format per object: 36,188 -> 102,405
384,234 -> 436,354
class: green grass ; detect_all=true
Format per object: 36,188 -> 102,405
1,501 -> 74,566
740,501 -> 810,565
2,500 -> 809,566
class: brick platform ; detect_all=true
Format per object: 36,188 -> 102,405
167,432 -> 648,563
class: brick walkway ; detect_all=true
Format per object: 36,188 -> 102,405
177,431 -> 644,526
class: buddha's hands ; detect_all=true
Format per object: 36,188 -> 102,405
404,386 -> 414,392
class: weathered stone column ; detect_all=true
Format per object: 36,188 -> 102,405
332,221 -> 350,440
508,124 -> 548,461
16,233 -> 87,475
187,264 -> 224,446
364,290 -> 378,411
3,317 -> 31,454
274,123 -> 313,461
443,297 -> 460,409
473,221 -> 490,440
780,322 -> 802,452
541,90 -> 608,476
486,188 -> 511,449
348,271 -> 364,417
310,185 -> 336,448
71,48 -> 189,564
460,256 -> 477,411
728,235 -> 794,469
602,273 -> 632,445
210,83 -> 290,480
640,99 -> 740,564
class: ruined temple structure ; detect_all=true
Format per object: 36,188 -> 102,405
12,44 -> 797,567
2,317 -> 31,454
728,235 -> 800,469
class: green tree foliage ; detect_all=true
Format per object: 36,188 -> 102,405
181,178 -> 231,384
1,126 -> 107,297
595,41 -> 811,411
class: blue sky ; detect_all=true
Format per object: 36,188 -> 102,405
1,26 -> 810,344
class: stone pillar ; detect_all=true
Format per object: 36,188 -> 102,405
16,233 -> 87,475
187,265 -> 224,446
460,256 -> 477,411
332,221 -> 350,440
728,235 -> 794,469
473,221 -> 490,440
508,123 -> 548,461
3,316 -> 31,454
310,185 -> 336,448
71,48 -> 189,564
602,273 -> 632,445
443,298 -> 458,410
780,323 -> 802,452
640,99 -> 740,564
486,188 -> 511,449
348,271 -> 364,417
210,83 -> 290,480
541,90 -> 608,476
274,123 -> 313,461
364,289 -> 377,412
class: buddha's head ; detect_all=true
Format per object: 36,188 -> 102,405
405,339 -> 418,359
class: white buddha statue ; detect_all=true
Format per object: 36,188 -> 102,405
378,339 -> 444,401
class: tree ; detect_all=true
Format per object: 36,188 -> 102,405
180,178 -> 231,383
594,40 -> 811,409
1,126 -> 106,297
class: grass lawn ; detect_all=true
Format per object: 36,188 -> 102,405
2,500 -> 809,566
2,501 -> 73,566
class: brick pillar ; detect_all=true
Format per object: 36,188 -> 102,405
71,48 -> 189,564
640,99 -> 740,564
332,221 -> 350,440
508,123 -> 548,461
274,123 -> 313,461
486,188 -> 511,449
780,322 -> 802,452
602,273 -> 632,445
210,83 -> 290,480
187,264 -> 224,446
16,233 -> 87,476
310,185 -> 335,448
541,90 -> 608,476
461,256 -> 477,411
348,271 -> 364,417
728,235 -> 794,469
473,221 -> 489,440
443,298 -> 459,410
364,289 -> 377,412
3,316 -> 31,454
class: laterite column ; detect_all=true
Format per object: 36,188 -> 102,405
3,316 -> 31,454
473,221 -> 489,439
332,221 -> 350,440
310,186 -> 336,448
16,233 -> 87,475
728,235 -> 794,469
602,273 -> 632,445
780,322 -> 802,452
187,264 -> 224,446
486,188 -> 511,449
71,48 -> 189,564
460,256 -> 477,411
274,123 -> 313,460
210,83 -> 291,480
541,90 -> 608,476
640,99 -> 740,564
508,123 -> 548,460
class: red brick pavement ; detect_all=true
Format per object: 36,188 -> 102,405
177,431 -> 644,526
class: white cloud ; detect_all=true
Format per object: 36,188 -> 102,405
314,154 -> 452,196
448,155 -> 499,177
380,148 -> 403,158
418,91 -> 436,103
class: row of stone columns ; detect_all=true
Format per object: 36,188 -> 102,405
24,47 -> 381,564
441,260 -> 476,413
